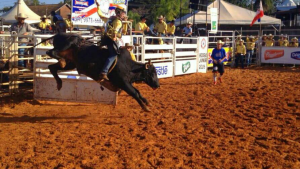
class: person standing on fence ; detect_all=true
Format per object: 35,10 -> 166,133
211,40 -> 227,85
154,15 -> 167,45
50,11 -> 66,33
179,22 -> 193,44
246,35 -> 258,67
64,14 -> 73,31
39,15 -> 50,34
166,20 -> 175,44
265,34 -> 275,47
10,13 -> 33,68
134,15 -> 150,45
235,39 -> 246,69
289,37 -> 299,47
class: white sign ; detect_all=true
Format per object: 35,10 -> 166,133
198,37 -> 208,73
261,47 -> 300,64
153,62 -> 173,78
175,60 -> 197,75
210,8 -> 218,33
71,0 -> 128,26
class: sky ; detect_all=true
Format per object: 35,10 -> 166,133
0,0 -> 64,11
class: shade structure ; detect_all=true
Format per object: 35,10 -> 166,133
1,0 -> 41,24
175,0 -> 281,26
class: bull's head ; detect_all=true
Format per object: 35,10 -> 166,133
143,60 -> 160,90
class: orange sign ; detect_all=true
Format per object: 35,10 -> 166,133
264,50 -> 284,60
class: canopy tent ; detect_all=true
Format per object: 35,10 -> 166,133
175,0 -> 281,26
1,0 -> 41,24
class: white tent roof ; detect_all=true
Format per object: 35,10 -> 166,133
175,0 -> 281,26
1,0 -> 41,24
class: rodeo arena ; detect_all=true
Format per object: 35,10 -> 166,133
0,0 -> 300,168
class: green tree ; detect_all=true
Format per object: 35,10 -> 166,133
253,0 -> 277,15
127,11 -> 140,28
24,0 -> 40,6
0,6 -> 13,13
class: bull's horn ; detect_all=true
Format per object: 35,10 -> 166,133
148,60 -> 153,65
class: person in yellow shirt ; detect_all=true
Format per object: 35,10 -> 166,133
289,37 -> 299,47
235,39 -> 246,68
64,14 -> 73,31
265,34 -> 275,47
96,2 -> 126,81
246,35 -> 258,67
154,15 -> 167,44
277,34 -> 289,47
133,15 -> 149,45
39,15 -> 50,34
122,43 -> 136,61
165,20 -> 175,44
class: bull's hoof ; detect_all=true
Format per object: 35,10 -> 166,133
146,102 -> 153,107
142,105 -> 151,112
57,82 -> 62,91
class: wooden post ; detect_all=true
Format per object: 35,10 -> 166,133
9,34 -> 19,95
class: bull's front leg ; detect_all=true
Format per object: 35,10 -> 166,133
133,87 -> 152,107
48,62 -> 76,90
122,83 -> 151,112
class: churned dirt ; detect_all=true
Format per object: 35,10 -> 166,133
0,66 -> 300,169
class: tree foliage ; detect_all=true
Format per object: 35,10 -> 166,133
0,6 -> 13,13
24,0 -> 40,6
127,10 -> 140,28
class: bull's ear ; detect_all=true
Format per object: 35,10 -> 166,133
145,63 -> 149,69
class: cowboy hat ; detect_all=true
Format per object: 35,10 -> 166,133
157,15 -> 165,20
262,34 -> 267,37
239,39 -> 244,42
268,34 -> 274,37
124,43 -> 134,50
41,15 -> 47,19
237,34 -> 242,37
216,40 -> 224,44
187,21 -> 193,25
292,37 -> 298,41
15,13 -> 28,20
249,35 -> 254,39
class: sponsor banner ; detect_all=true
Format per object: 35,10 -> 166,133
207,47 -> 232,67
175,60 -> 197,75
210,8 -> 218,33
71,0 -> 128,26
198,37 -> 208,73
261,47 -> 300,64
153,62 -> 173,79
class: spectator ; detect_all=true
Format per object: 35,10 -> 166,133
154,15 -> 167,44
50,11 -> 66,33
166,20 -> 175,44
278,34 -> 289,47
10,13 -> 33,68
246,35 -> 258,67
235,34 -> 242,46
262,34 -> 267,46
64,13 -> 73,31
134,15 -> 150,45
265,34 -> 274,47
289,37 -> 299,47
122,43 -> 136,61
39,15 -> 50,34
222,37 -> 231,47
211,40 -> 227,85
179,22 -> 193,43
235,39 -> 246,69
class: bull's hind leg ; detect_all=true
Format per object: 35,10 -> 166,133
48,62 -> 76,90
122,84 -> 151,112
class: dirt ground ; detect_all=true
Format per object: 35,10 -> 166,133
0,66 -> 300,169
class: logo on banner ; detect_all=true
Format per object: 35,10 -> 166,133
155,66 -> 168,75
201,38 -> 206,49
264,50 -> 284,60
75,0 -> 89,6
291,51 -> 300,60
182,62 -> 191,73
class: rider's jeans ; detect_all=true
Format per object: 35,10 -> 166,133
102,42 -> 118,74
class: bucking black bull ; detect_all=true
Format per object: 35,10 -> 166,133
43,33 -> 160,112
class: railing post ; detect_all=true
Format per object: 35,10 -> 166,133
9,33 -> 19,95
173,37 -> 176,78
196,37 -> 200,73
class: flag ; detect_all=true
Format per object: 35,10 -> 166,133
250,0 -> 264,26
